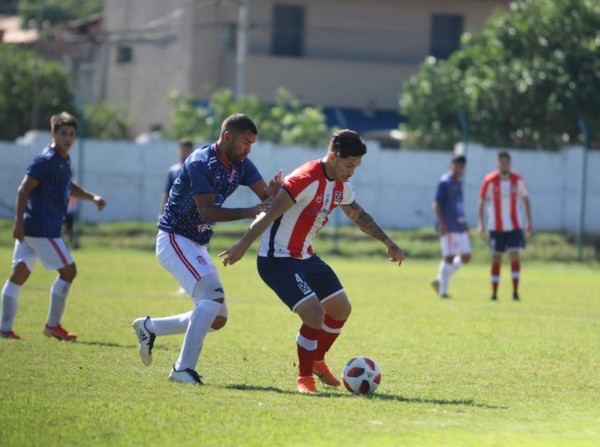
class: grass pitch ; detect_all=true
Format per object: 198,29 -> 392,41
0,222 -> 598,446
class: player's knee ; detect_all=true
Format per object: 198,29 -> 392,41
59,263 -> 77,282
301,305 -> 325,329
211,315 -> 227,331
192,273 -> 225,302
9,262 -> 31,285
462,254 -> 472,264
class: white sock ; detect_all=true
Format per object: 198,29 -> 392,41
47,278 -> 71,327
450,256 -> 464,274
439,262 -> 453,295
1,281 -> 21,332
174,299 -> 222,371
149,311 -> 191,336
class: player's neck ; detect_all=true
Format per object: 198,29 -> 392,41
215,141 -> 232,166
50,142 -> 70,158
498,170 -> 511,179
321,158 -> 335,181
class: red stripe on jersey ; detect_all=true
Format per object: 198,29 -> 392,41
287,179 -> 326,258
49,238 -> 69,267
509,173 -> 520,230
492,175 -> 503,231
169,233 -> 201,281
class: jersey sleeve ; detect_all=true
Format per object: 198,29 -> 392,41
26,155 -> 51,182
434,180 -> 446,204
241,158 -> 262,186
517,177 -> 528,197
188,161 -> 216,195
479,178 -> 490,199
341,182 -> 356,205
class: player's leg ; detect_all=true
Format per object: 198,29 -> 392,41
1,241 -> 36,339
257,256 -> 321,393
435,234 -> 454,298
507,229 -> 525,301
444,232 -> 472,296
28,237 -> 78,341
489,231 -> 505,300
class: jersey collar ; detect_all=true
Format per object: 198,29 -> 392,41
214,143 -> 232,169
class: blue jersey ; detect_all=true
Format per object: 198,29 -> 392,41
158,143 -> 262,245
24,145 -> 72,238
164,162 -> 183,194
434,172 -> 467,233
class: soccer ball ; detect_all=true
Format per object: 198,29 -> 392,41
342,356 -> 381,395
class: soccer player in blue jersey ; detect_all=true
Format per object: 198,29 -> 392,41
159,138 -> 194,216
430,155 -> 471,298
132,113 -> 282,386
1,111 -> 106,340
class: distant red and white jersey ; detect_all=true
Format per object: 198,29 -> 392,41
258,159 -> 355,259
479,171 -> 528,231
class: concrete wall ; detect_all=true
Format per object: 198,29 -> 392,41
0,134 -> 598,233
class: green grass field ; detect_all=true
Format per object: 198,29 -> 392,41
0,222 -> 598,446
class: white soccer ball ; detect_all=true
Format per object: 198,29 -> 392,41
342,356 -> 381,395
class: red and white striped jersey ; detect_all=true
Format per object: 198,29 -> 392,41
479,171 -> 529,231
258,159 -> 355,259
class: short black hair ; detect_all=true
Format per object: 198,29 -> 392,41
221,113 -> 258,137
179,138 -> 193,149
50,111 -> 78,133
329,129 -> 367,158
452,155 -> 467,165
498,151 -> 511,160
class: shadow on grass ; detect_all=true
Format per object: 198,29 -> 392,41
77,340 -> 136,349
225,384 -> 507,410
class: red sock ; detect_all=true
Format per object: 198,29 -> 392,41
296,324 -> 320,377
511,260 -> 520,293
314,315 -> 347,362
491,262 -> 501,295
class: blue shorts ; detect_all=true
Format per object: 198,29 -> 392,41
489,230 -> 525,253
257,255 -> 343,311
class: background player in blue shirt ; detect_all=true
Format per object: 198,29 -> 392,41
132,113 -> 282,386
1,111 -> 106,340
159,138 -> 194,216
430,155 -> 471,298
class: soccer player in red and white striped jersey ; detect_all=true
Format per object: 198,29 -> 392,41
477,152 -> 532,301
220,129 -> 405,394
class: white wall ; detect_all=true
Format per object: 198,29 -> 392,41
0,134 -> 598,233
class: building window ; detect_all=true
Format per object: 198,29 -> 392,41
271,4 -> 305,57
430,14 -> 463,60
116,46 -> 133,64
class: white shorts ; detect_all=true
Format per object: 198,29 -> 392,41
440,232 -> 471,257
12,237 -> 74,271
156,230 -> 225,302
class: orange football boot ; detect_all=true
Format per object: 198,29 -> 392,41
297,376 -> 317,394
43,324 -> 77,341
313,360 -> 341,387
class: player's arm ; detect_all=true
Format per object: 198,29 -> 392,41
523,196 -> 533,236
70,182 -> 106,211
477,197 -> 486,237
249,169 -> 284,201
432,201 -> 448,235
219,188 -> 295,266
12,175 -> 39,241
193,193 -> 270,223
341,201 -> 404,265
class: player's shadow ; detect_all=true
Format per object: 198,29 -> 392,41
77,340 -> 136,349
225,384 -> 506,409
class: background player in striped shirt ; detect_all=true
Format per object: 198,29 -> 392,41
219,129 -> 405,394
132,113 -> 282,386
477,152 -> 532,301
430,155 -> 471,298
159,138 -> 194,216
1,111 -> 106,340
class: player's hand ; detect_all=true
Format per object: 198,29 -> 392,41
93,195 -> 106,211
248,201 -> 271,218
219,243 -> 246,267
438,222 -> 448,236
387,242 -> 405,266
477,224 -> 487,239
265,169 -> 283,199
12,221 -> 25,242
525,224 -> 533,238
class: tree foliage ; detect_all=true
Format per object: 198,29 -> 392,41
0,43 -> 74,140
165,88 -> 331,148
401,0 -> 600,150
18,0 -> 102,27
83,103 -> 131,140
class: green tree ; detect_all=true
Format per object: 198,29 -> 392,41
0,43 -> 74,140
401,0 -> 600,150
83,103 -> 131,140
18,0 -> 102,27
165,88 -> 331,148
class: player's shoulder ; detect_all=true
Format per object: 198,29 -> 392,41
439,172 -> 452,183
289,159 -> 322,178
510,171 -> 524,181
482,170 -> 499,182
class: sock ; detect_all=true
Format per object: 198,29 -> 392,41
511,260 -> 520,294
314,315 -> 347,362
1,281 -> 21,332
148,311 -> 191,336
47,278 -> 71,328
491,262 -> 501,296
174,299 -> 222,371
439,261 -> 453,295
296,324 -> 319,377
451,255 -> 464,274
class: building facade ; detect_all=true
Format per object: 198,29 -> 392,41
101,0 -> 509,135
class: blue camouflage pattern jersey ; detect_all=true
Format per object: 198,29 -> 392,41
24,145 -> 72,238
434,172 -> 467,233
158,143 -> 262,245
